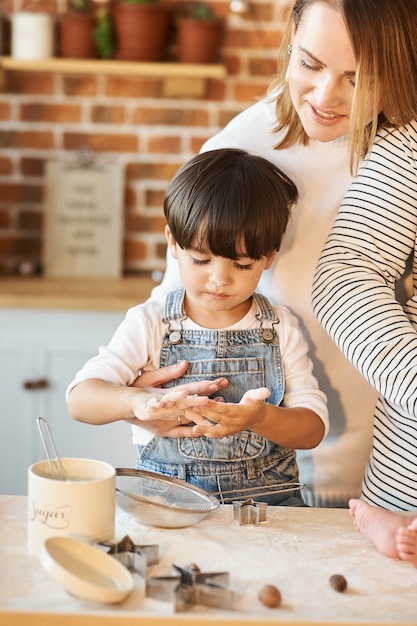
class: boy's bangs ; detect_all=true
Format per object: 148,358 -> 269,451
192,215 -> 269,261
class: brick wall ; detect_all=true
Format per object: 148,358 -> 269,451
0,0 -> 290,276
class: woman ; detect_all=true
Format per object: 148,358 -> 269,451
133,0 -> 417,508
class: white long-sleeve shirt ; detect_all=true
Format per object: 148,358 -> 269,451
313,121 -> 417,511
67,296 -> 328,446
152,93 -> 378,507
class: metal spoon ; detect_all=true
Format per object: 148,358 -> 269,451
37,416 -> 68,481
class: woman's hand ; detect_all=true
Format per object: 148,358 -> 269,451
125,409 -> 201,438
131,360 -> 229,397
131,360 -> 190,388
128,360 -> 229,437
131,387 -> 213,421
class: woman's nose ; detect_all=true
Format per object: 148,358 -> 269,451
314,75 -> 341,109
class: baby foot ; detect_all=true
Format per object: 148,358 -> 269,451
348,498 -> 409,559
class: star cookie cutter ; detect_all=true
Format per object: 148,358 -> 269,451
146,563 -> 235,611
232,498 -> 268,525
100,534 -> 159,577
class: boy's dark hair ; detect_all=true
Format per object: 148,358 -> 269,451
164,148 -> 298,260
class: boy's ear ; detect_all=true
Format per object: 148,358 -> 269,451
165,225 -> 179,260
264,250 -> 277,270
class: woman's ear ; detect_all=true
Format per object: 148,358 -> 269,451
165,225 -> 179,260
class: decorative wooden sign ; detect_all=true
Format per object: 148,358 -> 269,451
43,159 -> 124,278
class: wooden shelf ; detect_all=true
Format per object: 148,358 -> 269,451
0,275 -> 157,311
0,56 -> 226,78
0,56 -> 227,97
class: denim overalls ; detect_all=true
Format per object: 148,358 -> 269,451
136,288 -> 304,506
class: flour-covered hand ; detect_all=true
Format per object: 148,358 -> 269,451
132,388 -> 210,422
191,387 -> 271,438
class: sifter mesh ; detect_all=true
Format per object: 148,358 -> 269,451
115,468 -> 220,528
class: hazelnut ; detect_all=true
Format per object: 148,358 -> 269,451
187,563 -> 200,572
258,584 -> 282,608
329,574 -> 347,592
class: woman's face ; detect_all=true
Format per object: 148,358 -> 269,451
288,2 -> 374,142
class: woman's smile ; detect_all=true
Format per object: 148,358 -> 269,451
308,102 -> 346,125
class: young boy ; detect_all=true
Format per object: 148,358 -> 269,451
67,148 -> 328,505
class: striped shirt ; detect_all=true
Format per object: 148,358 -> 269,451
312,120 -> 417,511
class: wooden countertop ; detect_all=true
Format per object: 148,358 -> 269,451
0,276 -> 157,311
1,496 -> 416,626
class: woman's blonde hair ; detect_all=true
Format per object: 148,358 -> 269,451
269,0 -> 417,172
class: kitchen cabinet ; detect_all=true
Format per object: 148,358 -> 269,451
0,307 -> 137,495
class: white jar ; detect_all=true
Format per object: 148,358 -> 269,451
12,12 -> 53,60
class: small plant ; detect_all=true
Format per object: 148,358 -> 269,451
180,1 -> 218,20
68,0 -> 92,13
93,7 -> 114,58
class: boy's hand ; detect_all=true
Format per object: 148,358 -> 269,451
191,387 -> 271,438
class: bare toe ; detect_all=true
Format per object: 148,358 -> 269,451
396,526 -> 417,567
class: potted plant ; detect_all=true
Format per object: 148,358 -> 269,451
60,0 -> 96,59
112,0 -> 172,62
176,1 -> 225,64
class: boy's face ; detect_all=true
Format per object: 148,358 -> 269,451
165,226 -> 276,327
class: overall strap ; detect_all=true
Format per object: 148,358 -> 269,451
162,288 -> 186,323
253,292 -> 278,322
163,290 -> 277,323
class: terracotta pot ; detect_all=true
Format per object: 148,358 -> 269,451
60,12 -> 96,59
176,17 -> 224,63
113,2 -> 171,62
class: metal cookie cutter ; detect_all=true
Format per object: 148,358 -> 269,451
233,498 -> 268,525
231,482 -> 306,525
147,563 -> 235,611
215,481 -> 306,504
100,535 -> 159,577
